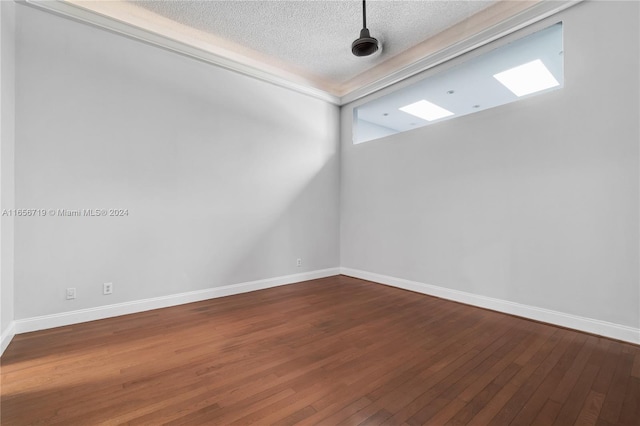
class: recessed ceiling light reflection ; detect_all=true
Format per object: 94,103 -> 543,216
493,59 -> 560,97
399,100 -> 454,122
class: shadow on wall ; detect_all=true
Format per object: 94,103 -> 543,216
13,1 -> 343,320
220,157 -> 340,286
15,16 -> 340,319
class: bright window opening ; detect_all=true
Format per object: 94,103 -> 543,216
399,100 -> 454,122
353,23 -> 564,144
493,59 -> 560,97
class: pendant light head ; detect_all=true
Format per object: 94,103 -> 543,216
352,1 -> 379,57
352,28 -> 379,57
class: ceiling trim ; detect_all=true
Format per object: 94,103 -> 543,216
21,0 -> 581,107
20,0 -> 342,105
340,0 -> 582,105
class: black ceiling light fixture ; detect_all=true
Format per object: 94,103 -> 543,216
352,0 -> 379,57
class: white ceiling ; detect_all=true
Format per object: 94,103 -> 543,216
128,1 -> 493,86
27,0 -> 578,103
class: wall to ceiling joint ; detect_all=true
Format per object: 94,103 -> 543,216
12,2 -> 340,324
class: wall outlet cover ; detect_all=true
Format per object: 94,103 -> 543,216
103,282 -> 113,295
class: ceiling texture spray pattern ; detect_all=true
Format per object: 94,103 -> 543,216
130,1 -> 493,84
26,0 -> 581,103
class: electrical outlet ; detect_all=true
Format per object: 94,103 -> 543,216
66,288 -> 76,300
296,258 -> 302,267
103,282 -> 113,295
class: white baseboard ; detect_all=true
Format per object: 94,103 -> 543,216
340,267 -> 640,345
5,266 -> 638,354
1,321 -> 16,356
12,268 -> 340,337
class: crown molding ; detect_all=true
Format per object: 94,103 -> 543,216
20,0 -> 341,105
339,0 -> 582,105
21,0 -> 581,107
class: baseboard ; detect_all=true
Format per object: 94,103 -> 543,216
340,267 -> 640,345
1,321 -> 16,356
8,267 -> 638,348
13,268 -> 340,336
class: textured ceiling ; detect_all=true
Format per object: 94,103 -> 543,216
126,0 -> 494,88
48,0 -> 561,100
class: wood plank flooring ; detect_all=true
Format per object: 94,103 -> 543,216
1,275 -> 639,425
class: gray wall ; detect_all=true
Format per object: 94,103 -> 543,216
340,1 -> 639,328
8,1 -> 640,334
14,4 -> 339,319
1,0 -> 16,337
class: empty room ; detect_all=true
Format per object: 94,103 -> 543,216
1,0 -> 639,424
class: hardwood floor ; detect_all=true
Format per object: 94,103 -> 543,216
1,275 -> 639,425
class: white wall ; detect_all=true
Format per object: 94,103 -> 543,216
355,119 -> 397,144
14,4 -> 339,320
1,0 -> 16,344
340,1 -> 639,330
5,1 -> 639,345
